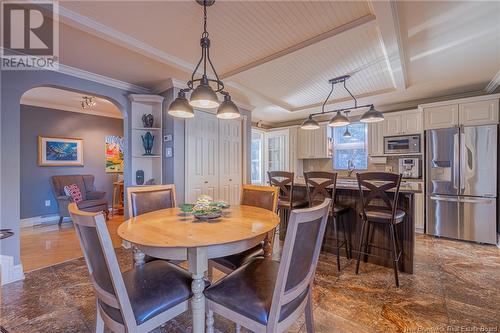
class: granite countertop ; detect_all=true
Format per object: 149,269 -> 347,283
294,178 -> 423,194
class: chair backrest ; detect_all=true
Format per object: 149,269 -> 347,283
268,171 -> 294,203
268,198 -> 331,327
240,184 -> 279,212
68,203 -> 135,331
127,185 -> 177,217
51,175 -> 94,200
304,171 -> 338,207
356,172 -> 402,222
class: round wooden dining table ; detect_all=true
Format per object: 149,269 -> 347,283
117,205 -> 280,333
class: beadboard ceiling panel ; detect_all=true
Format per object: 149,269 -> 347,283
229,23 -> 395,110
61,1 -> 372,74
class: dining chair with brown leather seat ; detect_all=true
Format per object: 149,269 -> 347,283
304,171 -> 351,271
208,184 -> 279,280
205,198 -> 331,333
68,203 -> 192,333
268,171 -> 308,241
126,185 -> 177,265
355,172 -> 405,287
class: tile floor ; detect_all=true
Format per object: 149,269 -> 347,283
1,235 -> 499,333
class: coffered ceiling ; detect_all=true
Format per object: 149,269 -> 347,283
44,1 -> 499,125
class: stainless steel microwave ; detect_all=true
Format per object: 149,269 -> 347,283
384,134 -> 421,154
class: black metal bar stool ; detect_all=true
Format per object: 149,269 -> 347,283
268,171 -> 307,241
304,171 -> 351,271
355,172 -> 404,287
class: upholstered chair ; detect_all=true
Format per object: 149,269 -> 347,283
208,184 -> 279,280
205,198 -> 331,333
51,175 -> 109,225
126,185 -> 177,265
68,203 -> 192,333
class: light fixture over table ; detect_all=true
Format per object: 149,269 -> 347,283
168,0 -> 240,120
81,96 -> 96,110
300,75 -> 384,130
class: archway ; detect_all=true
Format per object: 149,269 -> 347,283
19,86 -> 127,272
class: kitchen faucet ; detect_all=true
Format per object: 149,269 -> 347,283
347,159 -> 355,177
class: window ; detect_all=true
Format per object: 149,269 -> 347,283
251,129 -> 265,184
332,122 -> 368,170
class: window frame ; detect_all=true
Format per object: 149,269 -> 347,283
331,122 -> 369,171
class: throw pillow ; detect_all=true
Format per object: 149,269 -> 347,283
64,184 -> 83,203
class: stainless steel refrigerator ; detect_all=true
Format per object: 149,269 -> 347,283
426,125 -> 498,244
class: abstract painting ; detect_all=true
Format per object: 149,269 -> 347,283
38,136 -> 83,166
105,135 -> 124,173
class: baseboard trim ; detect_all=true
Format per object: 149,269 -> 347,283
0,255 -> 25,285
20,215 -> 70,228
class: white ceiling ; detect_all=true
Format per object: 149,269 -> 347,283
21,87 -> 123,119
45,1 -> 500,125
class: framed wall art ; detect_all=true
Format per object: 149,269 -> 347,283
38,136 -> 84,166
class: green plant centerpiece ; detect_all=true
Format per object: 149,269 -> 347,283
185,195 -> 229,220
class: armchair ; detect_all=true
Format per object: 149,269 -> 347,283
51,175 -> 109,225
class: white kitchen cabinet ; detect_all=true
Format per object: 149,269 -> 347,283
297,124 -> 332,159
459,99 -> 499,126
383,110 -> 422,136
383,113 -> 402,136
368,121 -> 384,156
423,104 -> 459,130
401,110 -> 423,134
414,192 -> 425,233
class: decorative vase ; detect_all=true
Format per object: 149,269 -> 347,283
142,114 -> 154,128
141,131 -> 155,155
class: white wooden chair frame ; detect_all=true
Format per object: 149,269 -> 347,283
206,198 -> 331,333
69,203 -> 189,333
208,184 -> 280,277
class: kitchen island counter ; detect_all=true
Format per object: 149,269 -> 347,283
289,178 -> 419,273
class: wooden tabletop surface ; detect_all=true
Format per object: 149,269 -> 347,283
118,205 -> 280,248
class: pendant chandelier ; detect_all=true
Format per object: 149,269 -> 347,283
168,0 -> 240,120
300,75 -> 384,130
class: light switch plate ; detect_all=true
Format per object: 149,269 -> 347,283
164,134 -> 173,142
165,147 -> 173,158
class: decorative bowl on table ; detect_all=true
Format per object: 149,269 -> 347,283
185,195 -> 229,220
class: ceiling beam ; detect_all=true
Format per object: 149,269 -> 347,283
485,69 -> 500,93
369,1 -> 408,91
220,14 -> 376,79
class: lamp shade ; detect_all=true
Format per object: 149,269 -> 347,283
328,111 -> 350,127
360,105 -> 384,123
301,115 -> 320,130
189,82 -> 220,109
217,94 -> 240,119
343,126 -> 352,138
168,91 -> 194,118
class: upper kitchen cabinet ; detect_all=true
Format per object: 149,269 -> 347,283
297,124 -> 332,159
368,121 -> 384,156
383,109 -> 423,136
423,104 -> 459,129
459,99 -> 499,126
422,96 -> 499,130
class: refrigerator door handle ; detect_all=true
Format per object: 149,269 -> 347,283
459,197 -> 495,204
453,133 -> 459,190
430,195 -> 460,202
460,131 -> 466,191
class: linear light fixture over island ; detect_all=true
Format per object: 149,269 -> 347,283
300,75 -> 384,130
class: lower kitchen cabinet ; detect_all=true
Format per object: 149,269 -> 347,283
414,192 -> 425,233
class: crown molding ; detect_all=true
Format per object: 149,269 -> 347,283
56,63 -> 151,94
151,78 -> 186,94
21,97 -> 124,119
128,94 -> 164,103
485,70 -> 500,93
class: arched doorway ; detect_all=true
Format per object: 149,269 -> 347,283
18,86 -> 127,272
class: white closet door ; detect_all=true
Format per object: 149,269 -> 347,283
185,110 -> 219,203
219,119 -> 242,205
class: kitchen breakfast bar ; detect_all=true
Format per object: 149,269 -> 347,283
287,179 -> 422,274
